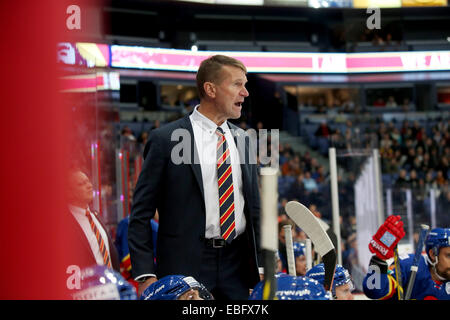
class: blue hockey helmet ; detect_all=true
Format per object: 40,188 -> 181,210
249,274 -> 331,300
425,228 -> 450,259
72,265 -> 137,300
293,241 -> 306,258
306,263 -> 353,293
140,275 -> 214,300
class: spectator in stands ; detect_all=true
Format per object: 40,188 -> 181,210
315,121 -> 334,155
281,157 -> 301,177
380,133 -> 392,152
373,97 -> 385,107
404,147 -> 416,170
137,132 -> 149,146
390,127 -> 402,145
303,171 -> 319,193
395,169 -> 409,189
435,170 -> 447,188
308,204 -> 322,219
424,136 -> 436,154
409,169 -> 420,189
425,170 -> 438,192
385,33 -> 393,46
287,174 -> 305,202
401,98 -> 411,111
412,156 -> 423,173
429,147 -> 440,170
121,126 -> 136,141
316,97 -> 326,113
386,96 -> 397,107
312,165 -> 327,184
421,152 -> 431,173
342,99 -> 355,113
314,121 -> 334,138
330,129 -> 346,150
279,150 -> 291,167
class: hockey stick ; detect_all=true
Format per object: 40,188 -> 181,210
305,239 -> 313,272
285,201 -> 336,292
283,224 -> 296,276
394,247 -> 404,300
404,224 -> 430,300
260,168 -> 278,300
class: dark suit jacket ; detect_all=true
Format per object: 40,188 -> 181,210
68,209 -> 120,272
128,114 -> 261,288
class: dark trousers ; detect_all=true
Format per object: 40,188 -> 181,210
198,233 -> 250,300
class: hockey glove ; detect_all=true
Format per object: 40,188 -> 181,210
369,215 -> 405,260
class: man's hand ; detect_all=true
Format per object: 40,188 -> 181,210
138,276 -> 158,297
369,215 -> 405,260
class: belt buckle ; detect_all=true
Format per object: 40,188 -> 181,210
213,239 -> 225,248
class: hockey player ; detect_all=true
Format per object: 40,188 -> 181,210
71,265 -> 137,300
362,217 -> 450,300
293,241 -> 307,276
275,251 -> 285,274
278,241 -> 307,276
115,214 -> 159,290
306,263 -> 354,300
249,274 -> 331,300
140,275 -> 214,300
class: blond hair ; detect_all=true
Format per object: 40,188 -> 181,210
196,55 -> 247,99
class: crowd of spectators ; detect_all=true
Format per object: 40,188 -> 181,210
274,141 -> 358,275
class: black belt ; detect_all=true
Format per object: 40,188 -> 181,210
203,233 -> 244,249
204,238 -> 227,248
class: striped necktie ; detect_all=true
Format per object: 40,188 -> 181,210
216,127 -> 236,244
85,209 -> 112,268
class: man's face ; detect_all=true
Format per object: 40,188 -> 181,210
178,289 -> 203,300
295,255 -> 306,276
211,65 -> 249,122
68,171 -> 94,206
335,283 -> 354,300
435,247 -> 450,281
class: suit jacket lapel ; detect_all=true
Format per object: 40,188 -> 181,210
180,115 -> 205,200
68,211 -> 97,263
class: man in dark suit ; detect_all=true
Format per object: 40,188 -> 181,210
67,170 -> 120,272
128,55 -> 262,300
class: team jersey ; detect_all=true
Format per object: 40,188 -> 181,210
362,253 -> 449,300
115,216 -> 159,283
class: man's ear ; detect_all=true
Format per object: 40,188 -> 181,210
203,82 -> 216,99
428,248 -> 437,263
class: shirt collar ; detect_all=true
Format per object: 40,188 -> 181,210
69,204 -> 89,216
191,105 -> 229,137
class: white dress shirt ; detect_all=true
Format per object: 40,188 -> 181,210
69,204 -> 111,266
190,105 -> 246,239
